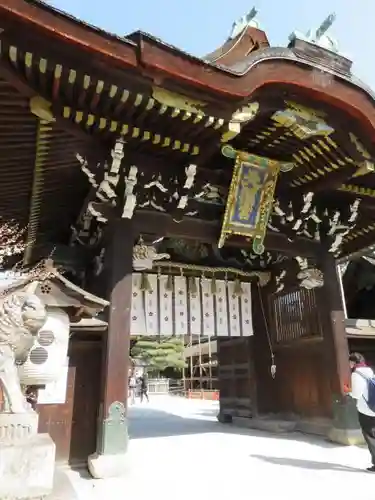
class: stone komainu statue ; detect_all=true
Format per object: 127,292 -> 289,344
0,287 -> 47,413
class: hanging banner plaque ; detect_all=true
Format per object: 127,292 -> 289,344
219,145 -> 292,254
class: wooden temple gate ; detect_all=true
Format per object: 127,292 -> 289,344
1,2 -> 375,475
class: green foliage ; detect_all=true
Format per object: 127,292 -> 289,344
131,336 -> 186,373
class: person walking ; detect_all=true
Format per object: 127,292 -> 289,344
139,373 -> 149,403
128,372 -> 137,405
349,352 -> 375,472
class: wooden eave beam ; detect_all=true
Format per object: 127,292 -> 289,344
4,1 -> 375,162
340,233 -> 375,262
296,164 -> 359,194
338,242 -> 375,264
0,57 -> 105,151
291,130 -> 371,194
86,202 -> 318,256
0,29 -> 241,126
132,210 -> 319,257
23,119 -> 52,265
3,0 -> 375,142
0,6 -> 235,111
0,1 -> 137,70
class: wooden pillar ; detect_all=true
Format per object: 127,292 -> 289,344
88,219 -> 135,478
318,252 -> 350,395
317,252 -> 362,445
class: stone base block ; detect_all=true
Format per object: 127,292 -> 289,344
296,418 -> 332,437
0,412 -> 39,442
88,452 -> 130,479
246,417 -> 296,433
0,433 -> 55,499
217,412 -> 233,424
328,426 -> 365,446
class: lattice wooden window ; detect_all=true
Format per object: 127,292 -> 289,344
269,288 -> 323,345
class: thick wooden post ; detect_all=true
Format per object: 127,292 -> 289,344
318,252 -> 350,395
88,219 -> 135,478
317,252 -> 362,445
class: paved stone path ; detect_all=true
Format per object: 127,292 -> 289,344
64,396 -> 374,499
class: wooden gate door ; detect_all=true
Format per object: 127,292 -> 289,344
37,339 -> 102,464
69,340 -> 102,464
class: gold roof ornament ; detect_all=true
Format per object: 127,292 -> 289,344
152,87 -> 206,114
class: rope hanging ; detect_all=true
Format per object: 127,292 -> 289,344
257,283 -> 276,379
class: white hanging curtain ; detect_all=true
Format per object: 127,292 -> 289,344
130,272 -> 254,337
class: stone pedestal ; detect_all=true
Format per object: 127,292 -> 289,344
87,401 -> 129,479
88,451 -> 130,479
328,394 -> 365,446
0,412 -> 56,499
0,412 -> 39,441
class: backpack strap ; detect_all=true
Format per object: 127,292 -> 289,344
354,371 -> 373,405
355,371 -> 369,381
355,370 -> 375,382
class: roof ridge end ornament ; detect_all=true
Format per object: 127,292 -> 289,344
289,12 -> 340,54
229,7 -> 260,40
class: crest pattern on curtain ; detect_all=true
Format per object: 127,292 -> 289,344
130,273 -> 254,337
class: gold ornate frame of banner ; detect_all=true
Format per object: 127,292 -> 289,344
220,145 -> 294,254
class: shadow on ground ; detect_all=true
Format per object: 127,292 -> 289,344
128,404 -> 339,452
251,454 -> 366,474
47,468 -> 80,499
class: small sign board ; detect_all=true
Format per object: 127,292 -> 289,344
37,364 -> 69,405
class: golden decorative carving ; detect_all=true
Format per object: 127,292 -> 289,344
29,96 -> 55,123
231,102 -> 259,124
285,101 -> 326,118
353,160 -> 375,178
272,101 -> 333,140
349,133 -> 371,160
339,184 -> 375,197
152,86 -> 206,113
221,102 -> 259,143
349,133 -> 374,177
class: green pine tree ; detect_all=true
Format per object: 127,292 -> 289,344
131,336 -> 186,375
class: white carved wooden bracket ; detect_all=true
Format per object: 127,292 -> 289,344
76,153 -> 99,188
122,165 -> 138,219
94,248 -> 106,276
110,138 -> 125,177
177,164 -> 197,210
87,202 -> 108,223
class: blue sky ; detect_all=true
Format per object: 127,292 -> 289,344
49,0 -> 375,88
